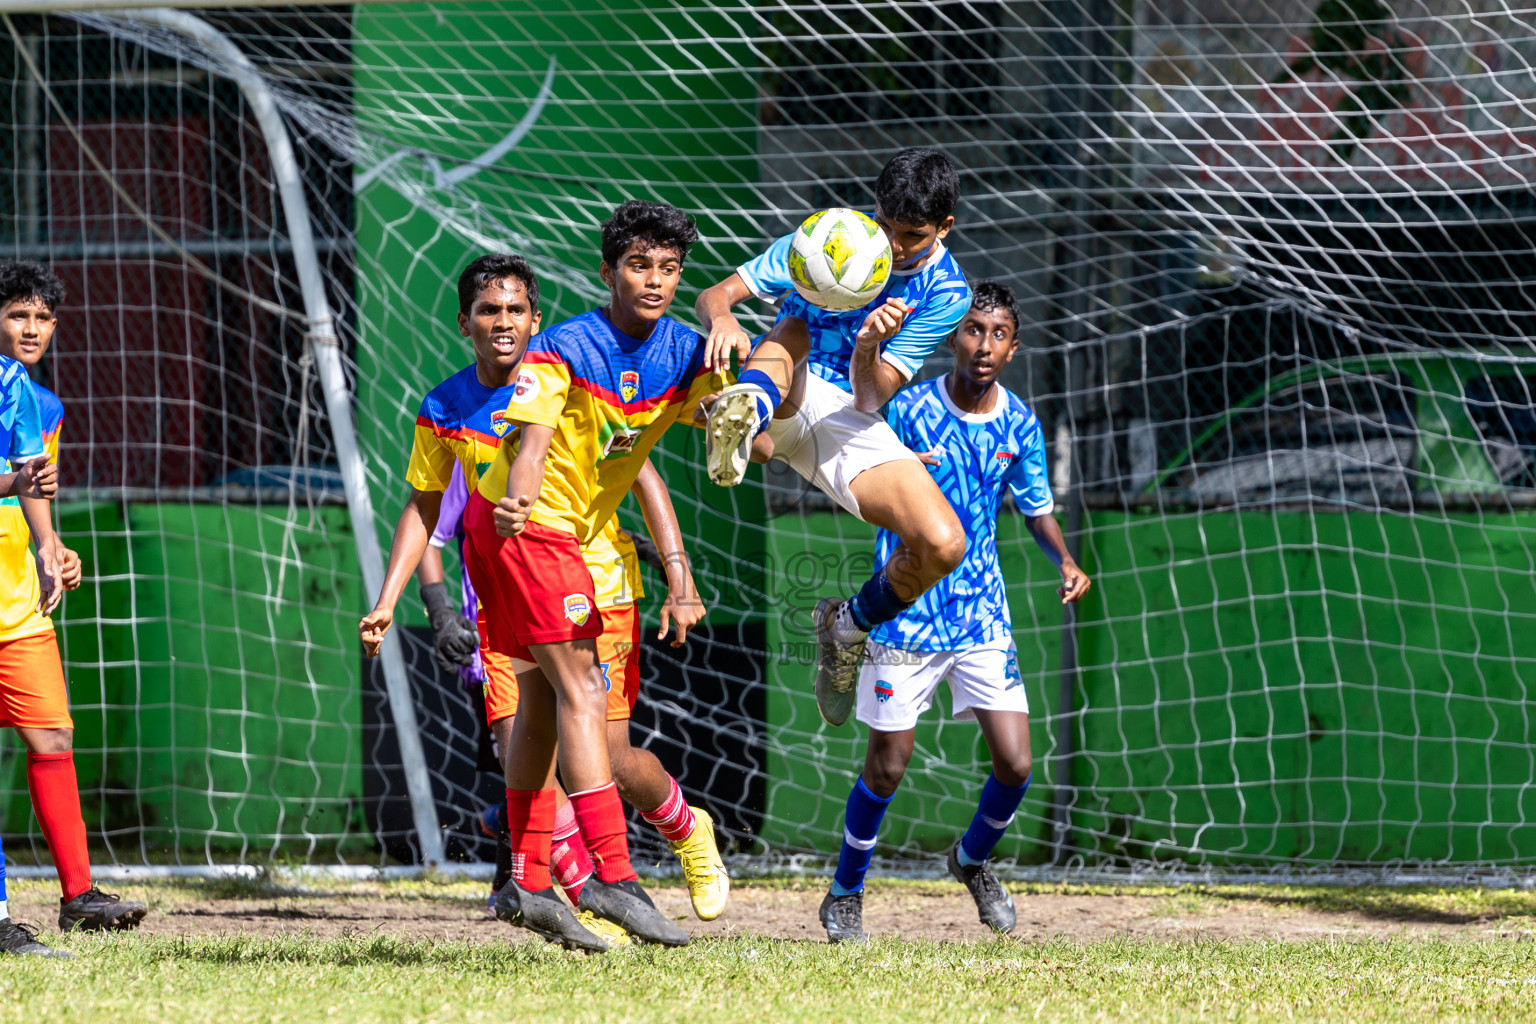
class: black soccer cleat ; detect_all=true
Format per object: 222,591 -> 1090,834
58,887 -> 148,932
0,918 -> 73,958
578,877 -> 690,947
818,891 -> 868,943
494,879 -> 610,954
947,842 -> 1016,934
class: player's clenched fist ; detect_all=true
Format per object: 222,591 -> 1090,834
10,455 -> 56,499
855,297 -> 912,349
358,606 -> 393,658
1058,562 -> 1091,605
494,494 -> 532,537
59,546 -> 82,591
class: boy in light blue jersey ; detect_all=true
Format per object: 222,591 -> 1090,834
696,149 -> 972,726
816,282 -> 1092,943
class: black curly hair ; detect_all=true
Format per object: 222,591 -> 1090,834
600,200 -> 700,268
875,148 -> 961,226
457,253 -> 539,318
0,261 -> 65,314
967,279 -> 1020,336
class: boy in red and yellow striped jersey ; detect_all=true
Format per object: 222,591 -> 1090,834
463,201 -> 724,950
0,263 -> 146,957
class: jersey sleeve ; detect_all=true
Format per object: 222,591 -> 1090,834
430,464 -> 469,548
505,346 -> 570,429
881,280 -> 972,381
735,232 -> 795,302
1007,414 -> 1055,516
404,397 -> 456,492
1,371 -> 46,463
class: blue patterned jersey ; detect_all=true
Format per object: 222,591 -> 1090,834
736,227 -> 971,391
869,376 -> 1055,652
0,356 -> 45,464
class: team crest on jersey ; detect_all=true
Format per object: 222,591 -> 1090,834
512,369 -> 539,403
995,450 -> 1015,464
619,370 -> 640,403
489,409 -> 511,437
874,680 -> 895,703
563,594 -> 591,626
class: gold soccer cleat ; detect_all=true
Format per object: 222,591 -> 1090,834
705,385 -> 762,487
669,806 -> 730,920
575,910 -> 634,949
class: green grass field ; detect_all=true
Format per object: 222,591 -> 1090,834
2,878 -> 1534,1023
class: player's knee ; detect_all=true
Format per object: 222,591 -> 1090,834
918,517 -> 966,577
994,752 -> 1032,789
863,755 -> 908,797
20,728 -> 72,754
770,316 -> 811,360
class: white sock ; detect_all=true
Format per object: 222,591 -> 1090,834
832,601 -> 868,644
0,899 -> 9,921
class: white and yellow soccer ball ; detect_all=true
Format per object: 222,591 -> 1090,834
787,208 -> 892,312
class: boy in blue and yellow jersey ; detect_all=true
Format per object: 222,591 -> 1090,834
0,263 -> 148,959
462,201 -> 723,951
817,283 -> 1091,943
358,254 -> 726,949
695,148 -> 973,729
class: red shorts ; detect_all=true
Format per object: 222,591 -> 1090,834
481,603 -> 640,725
0,631 -> 74,729
461,492 -> 603,665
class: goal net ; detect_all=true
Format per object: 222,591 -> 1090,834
1,0 -> 1534,879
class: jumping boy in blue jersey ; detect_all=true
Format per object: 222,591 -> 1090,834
694,148 -> 973,728
814,281 -> 1091,942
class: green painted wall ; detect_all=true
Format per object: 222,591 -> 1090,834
0,502 -> 366,857
1077,509 -> 1536,865
350,1 -> 763,623
762,506 -> 1536,866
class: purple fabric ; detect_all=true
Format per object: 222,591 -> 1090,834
432,464 -> 484,688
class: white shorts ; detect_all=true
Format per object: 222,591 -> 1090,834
767,372 -> 920,521
856,636 -> 1029,732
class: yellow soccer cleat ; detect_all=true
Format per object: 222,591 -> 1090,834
575,909 -> 633,949
669,806 -> 730,920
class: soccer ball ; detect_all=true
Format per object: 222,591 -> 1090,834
787,208 -> 892,312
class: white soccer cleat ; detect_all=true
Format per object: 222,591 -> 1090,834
705,385 -> 763,488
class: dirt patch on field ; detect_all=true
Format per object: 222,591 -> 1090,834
6,877 -> 1530,945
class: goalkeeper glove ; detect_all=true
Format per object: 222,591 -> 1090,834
420,581 -> 479,674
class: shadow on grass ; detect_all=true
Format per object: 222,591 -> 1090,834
1171,885 -> 1536,925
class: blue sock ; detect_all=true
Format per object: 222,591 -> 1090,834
958,774 -> 1030,866
736,369 -> 781,432
846,569 -> 913,633
0,829 -> 8,920
830,776 -> 894,895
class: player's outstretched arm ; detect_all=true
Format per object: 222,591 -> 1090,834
629,457 -> 705,646
359,487 -> 444,657
1024,511 -> 1091,605
695,271 -> 756,371
495,423 -> 554,538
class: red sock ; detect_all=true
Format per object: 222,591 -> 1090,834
505,788 -> 556,892
550,800 -> 594,905
569,782 -> 637,883
640,774 -> 697,843
27,752 -> 92,901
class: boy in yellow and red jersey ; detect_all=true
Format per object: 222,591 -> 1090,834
358,254 -> 726,950
0,262 -> 147,958
463,201 -> 724,951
